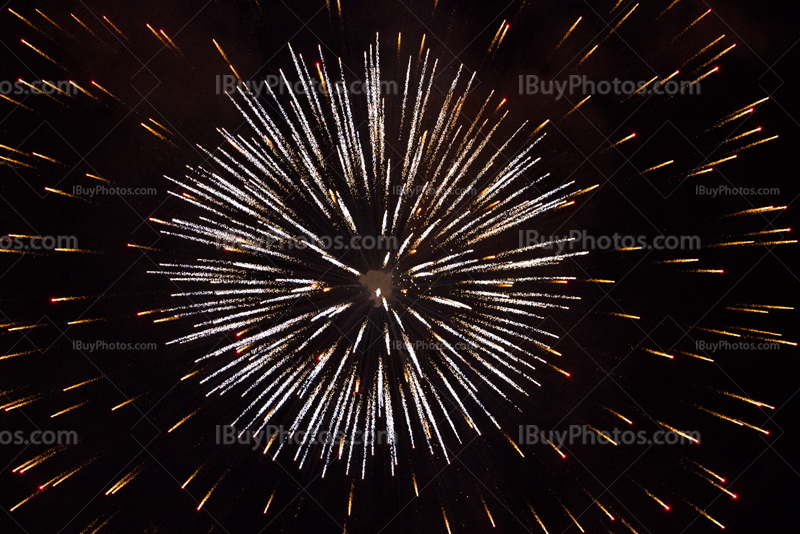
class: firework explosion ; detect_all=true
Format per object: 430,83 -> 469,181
0,1 -> 797,533
147,39 -> 587,478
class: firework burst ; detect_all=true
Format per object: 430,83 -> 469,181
147,37 -> 585,478
0,1 -> 796,532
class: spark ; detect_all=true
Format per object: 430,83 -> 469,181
197,471 -> 228,512
671,9 -> 712,45
160,30 -> 182,53
587,425 -> 618,445
2,395 -> 42,410
348,481 -> 354,515
0,93 -> 35,111
555,17 -> 582,51
127,243 -> 161,251
181,466 -> 202,489
543,434 -> 566,458
636,482 -> 670,510
695,44 -> 736,73
106,465 -> 144,495
532,120 -> 550,135
52,295 -> 95,302
148,118 -> 173,135
691,460 -> 727,482
565,96 -> 591,117
685,66 -> 719,90
506,433 -> 525,457
64,377 -> 102,391
696,155 -> 736,170
603,406 -> 633,424
726,97 -> 770,118
586,493 -> 615,520
495,24 -> 510,52
263,490 -> 275,513
708,241 -> 755,248
674,350 -> 714,362
488,21 -> 506,53
71,14 -> 98,38
10,491 -> 40,512
686,500 -> 725,529
0,155 -> 34,168
8,324 -> 46,331
698,474 -> 737,498
14,447 -> 64,473
697,405 -> 768,433
708,108 -> 754,131
44,187 -> 86,201
653,70 -> 680,91
51,401 -> 89,418
0,350 -> 40,361
641,348 -> 674,359
9,9 -> 46,35
642,160 -> 673,174
69,81 -> 99,100
656,421 -> 699,443
730,325 -> 782,336
111,394 -> 145,411
0,144 -> 26,155
146,23 -> 168,46
560,501 -> 585,532
169,409 -> 199,432
604,133 -> 636,150
686,168 -> 714,177
20,40 -> 62,68
742,303 -> 793,310
141,122 -> 168,141
681,34 -> 726,68
181,370 -> 201,381
727,135 -> 778,155
530,506 -> 550,533
91,81 -> 121,101
41,80 -> 72,97
606,4 -> 638,40
481,497 -> 496,527
31,152 -> 64,164
52,460 -> 93,486
658,0 -> 684,19
102,16 -> 128,41
576,45 -> 598,68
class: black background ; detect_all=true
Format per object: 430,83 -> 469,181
0,0 -> 798,532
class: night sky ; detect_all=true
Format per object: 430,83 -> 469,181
0,1 -> 799,532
